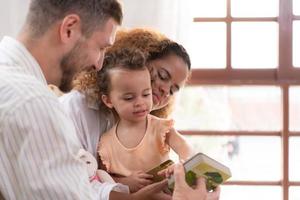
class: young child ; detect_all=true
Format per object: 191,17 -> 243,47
97,47 -> 193,192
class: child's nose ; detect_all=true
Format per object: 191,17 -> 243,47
134,97 -> 144,107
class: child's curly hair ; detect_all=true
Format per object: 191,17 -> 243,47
96,47 -> 147,116
73,28 -> 191,118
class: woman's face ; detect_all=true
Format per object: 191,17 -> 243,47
147,54 -> 189,110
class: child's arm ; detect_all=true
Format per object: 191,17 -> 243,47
99,157 -> 149,192
112,171 -> 153,193
166,127 -> 194,161
98,156 -> 152,192
157,128 -> 193,179
109,179 -> 171,200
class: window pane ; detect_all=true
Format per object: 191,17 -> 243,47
232,22 -> 278,69
190,0 -> 226,17
187,23 -> 226,69
290,187 -> 300,200
294,0 -> 300,15
181,136 -> 281,181
289,137 -> 300,181
220,185 -> 282,200
293,21 -> 300,67
289,86 -> 300,131
222,186 -> 281,200
173,86 -> 282,131
231,0 -> 279,17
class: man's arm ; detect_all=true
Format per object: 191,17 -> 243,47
1,95 -> 98,199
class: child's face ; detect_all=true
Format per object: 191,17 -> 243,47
103,68 -> 153,122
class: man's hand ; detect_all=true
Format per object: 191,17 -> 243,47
172,163 -> 221,200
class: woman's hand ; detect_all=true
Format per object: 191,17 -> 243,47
172,163 -> 221,200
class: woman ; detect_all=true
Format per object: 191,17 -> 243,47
59,28 -> 220,200
59,28 -> 191,158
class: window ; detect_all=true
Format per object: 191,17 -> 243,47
122,0 -> 300,199
171,0 -> 300,200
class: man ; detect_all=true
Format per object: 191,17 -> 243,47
0,0 -> 119,199
0,0 -> 220,199
0,0 -> 166,199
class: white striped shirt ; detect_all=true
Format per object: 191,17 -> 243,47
0,36 -> 127,200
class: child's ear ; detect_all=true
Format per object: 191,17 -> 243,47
101,95 -> 114,108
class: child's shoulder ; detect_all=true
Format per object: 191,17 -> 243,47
148,114 -> 174,127
100,125 -> 116,140
148,114 -> 164,123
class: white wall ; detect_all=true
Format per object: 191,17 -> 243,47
0,0 -> 191,43
0,0 -> 30,38
121,0 -> 181,40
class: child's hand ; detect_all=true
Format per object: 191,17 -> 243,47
157,163 -> 175,178
126,171 -> 153,192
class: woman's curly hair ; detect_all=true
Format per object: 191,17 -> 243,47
73,28 -> 191,118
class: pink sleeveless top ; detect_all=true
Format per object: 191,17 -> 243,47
98,115 -> 170,176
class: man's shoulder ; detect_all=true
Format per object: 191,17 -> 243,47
0,68 -> 51,97
0,67 -> 57,113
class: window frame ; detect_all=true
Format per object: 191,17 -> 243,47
182,0 -> 300,199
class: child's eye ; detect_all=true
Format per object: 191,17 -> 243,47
143,93 -> 151,97
123,96 -> 134,101
124,98 -> 132,101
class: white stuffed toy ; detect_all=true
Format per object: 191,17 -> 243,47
76,149 -> 116,184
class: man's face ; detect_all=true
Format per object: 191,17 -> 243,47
59,18 -> 118,92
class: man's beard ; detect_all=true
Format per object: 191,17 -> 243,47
59,42 -> 84,93
59,65 -> 77,93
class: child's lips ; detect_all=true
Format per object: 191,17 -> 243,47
133,109 -> 147,117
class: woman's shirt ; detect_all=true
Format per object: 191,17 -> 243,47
59,90 -> 115,158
